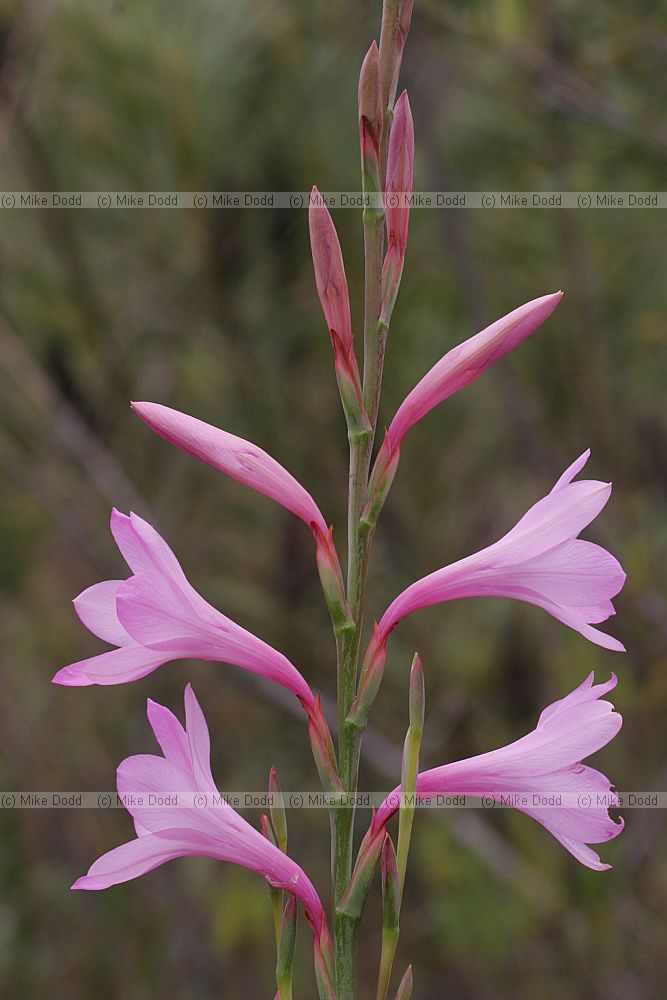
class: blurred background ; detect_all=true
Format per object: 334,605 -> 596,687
0,0 -> 665,997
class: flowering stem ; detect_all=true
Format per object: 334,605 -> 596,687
332,3 -> 407,996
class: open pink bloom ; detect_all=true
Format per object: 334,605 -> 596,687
131,401 -> 328,537
388,292 -> 563,448
73,685 -> 328,935
375,451 -> 625,653
53,509 -> 316,710
372,673 -> 623,871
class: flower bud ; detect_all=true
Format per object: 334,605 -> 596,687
346,627 -> 387,731
314,525 -> 355,633
359,41 -> 383,210
337,823 -> 384,919
395,964 -> 414,1000
275,895 -> 297,987
269,767 -> 288,854
361,432 -> 401,532
308,695 -> 343,794
381,91 -> 414,327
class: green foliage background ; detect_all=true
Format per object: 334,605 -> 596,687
0,0 -> 665,997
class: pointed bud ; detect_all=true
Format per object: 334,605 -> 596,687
408,653 -> 424,737
260,812 -> 278,847
388,291 -> 564,447
381,91 -> 414,327
309,187 -> 353,354
359,41 -> 383,210
381,834 -> 401,934
309,187 -> 370,434
387,1 -> 415,108
361,432 -> 401,532
269,767 -> 288,854
275,895 -> 297,987
314,525 -> 355,632
337,823 -> 384,919
346,627 -> 387,731
395,964 -> 414,1000
308,695 -> 344,793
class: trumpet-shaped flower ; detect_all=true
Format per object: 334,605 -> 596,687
53,509 -> 316,710
131,401 -> 328,537
73,685 -> 328,936
374,451 -> 625,653
372,673 -> 623,871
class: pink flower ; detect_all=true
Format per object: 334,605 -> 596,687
364,293 -> 564,524
53,509 -> 316,709
73,684 -> 328,935
372,673 -> 624,871
374,451 -> 625,653
388,292 -> 563,448
131,402 -> 328,537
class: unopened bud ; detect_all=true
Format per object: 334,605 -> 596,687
269,767 -> 288,854
395,964 -> 414,1000
359,41 -> 383,211
314,525 -> 355,632
337,823 -> 384,919
346,627 -> 387,730
361,432 -> 401,532
308,695 -> 343,793
275,895 -> 297,986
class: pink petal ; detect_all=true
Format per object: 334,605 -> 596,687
72,828 -> 225,890
116,573 -> 210,650
146,699 -> 191,770
184,684 -> 217,792
496,481 -> 612,563
52,644 -> 169,686
73,580 -> 129,646
131,402 -> 328,535
110,509 -> 186,580
550,449 -> 591,492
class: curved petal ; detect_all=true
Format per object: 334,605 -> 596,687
71,828 -> 226,890
146,699 -> 191,770
110,509 -> 186,580
52,644 -> 169,686
73,580 -> 129,646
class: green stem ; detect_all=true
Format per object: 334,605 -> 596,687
332,4 -> 404,995
376,929 -> 399,1000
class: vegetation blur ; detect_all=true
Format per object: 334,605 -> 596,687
0,0 -> 665,997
